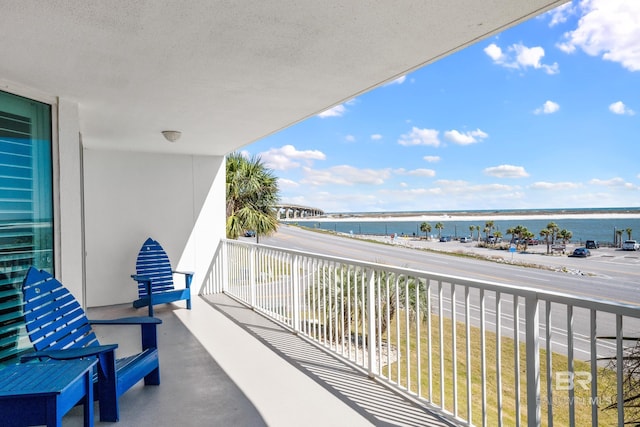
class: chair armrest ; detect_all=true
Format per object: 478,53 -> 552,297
89,317 -> 162,325
131,274 -> 152,283
90,317 -> 161,350
173,270 -> 193,276
20,344 -> 118,362
173,270 -> 194,288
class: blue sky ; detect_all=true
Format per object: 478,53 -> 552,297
242,0 -> 640,213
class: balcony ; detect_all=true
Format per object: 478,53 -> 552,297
63,293 -> 454,426
62,238 -> 640,426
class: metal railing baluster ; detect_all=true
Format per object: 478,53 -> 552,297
206,240 -> 640,427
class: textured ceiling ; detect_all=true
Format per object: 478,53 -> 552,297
0,1 -> 568,155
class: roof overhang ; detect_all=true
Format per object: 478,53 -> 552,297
0,1 -> 569,156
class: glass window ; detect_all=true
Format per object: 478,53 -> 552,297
0,90 -> 53,363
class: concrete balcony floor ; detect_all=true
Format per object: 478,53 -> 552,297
62,294 -> 457,426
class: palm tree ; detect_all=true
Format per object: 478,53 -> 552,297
475,225 -> 481,242
546,222 -> 559,245
484,220 -> 495,243
617,229 -> 624,247
626,228 -> 633,240
226,152 -> 280,240
540,229 -> 551,254
314,266 -> 428,344
558,229 -> 573,244
435,222 -> 444,239
420,222 -> 432,240
520,229 -> 534,251
512,225 -> 525,248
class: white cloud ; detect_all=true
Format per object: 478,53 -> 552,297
317,104 -> 346,118
515,45 -> 545,68
395,168 -> 436,177
370,134 -> 383,140
429,180 -> 520,195
300,165 -> 391,186
277,178 -> 299,189
385,75 -> 407,85
534,100 -> 560,115
444,128 -> 488,145
374,179 -> 528,211
397,127 -> 440,147
423,156 -> 441,163
260,144 -> 326,170
484,43 -> 505,62
589,177 -> 637,189
557,0 -> 640,71
345,134 -> 356,142
483,165 -> 530,178
545,2 -> 576,27
408,169 -> 436,177
529,181 -> 582,190
485,42 -> 559,74
609,101 -> 635,115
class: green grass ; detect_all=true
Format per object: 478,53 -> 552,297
378,312 -> 619,426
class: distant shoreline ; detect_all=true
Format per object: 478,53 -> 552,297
284,209 -> 640,223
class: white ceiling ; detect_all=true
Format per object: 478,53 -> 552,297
0,1 -> 568,156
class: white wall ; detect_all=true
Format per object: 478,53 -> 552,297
57,99 -> 85,304
82,150 -> 225,307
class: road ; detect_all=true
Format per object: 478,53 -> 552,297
258,224 -> 640,305
253,224 -> 640,360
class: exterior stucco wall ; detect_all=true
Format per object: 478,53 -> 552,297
82,149 -> 225,307
57,98 -> 85,305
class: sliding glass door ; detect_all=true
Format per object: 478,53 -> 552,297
0,90 -> 53,363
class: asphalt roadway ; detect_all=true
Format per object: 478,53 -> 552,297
258,224 -> 640,305
254,224 -> 640,360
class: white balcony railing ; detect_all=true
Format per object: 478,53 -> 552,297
200,239 -> 640,427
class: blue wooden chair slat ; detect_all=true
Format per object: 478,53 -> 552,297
26,303 -> 93,346
20,267 -> 162,422
132,237 -> 192,315
23,293 -> 76,324
25,316 -> 93,349
25,298 -> 81,330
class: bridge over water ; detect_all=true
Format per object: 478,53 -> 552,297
276,204 -> 324,219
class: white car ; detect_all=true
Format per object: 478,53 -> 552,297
622,240 -> 640,251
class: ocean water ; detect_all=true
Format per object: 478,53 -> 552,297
291,208 -> 640,246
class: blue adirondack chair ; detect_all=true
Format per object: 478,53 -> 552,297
20,267 -> 162,422
131,238 -> 192,316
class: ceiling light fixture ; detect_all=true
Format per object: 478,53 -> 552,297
161,130 -> 182,142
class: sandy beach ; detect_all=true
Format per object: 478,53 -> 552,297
292,212 -> 640,223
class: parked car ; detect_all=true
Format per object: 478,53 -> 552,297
569,247 -> 591,258
585,240 -> 599,249
244,230 -> 256,237
439,236 -> 452,242
459,236 -> 472,243
622,240 -> 640,251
